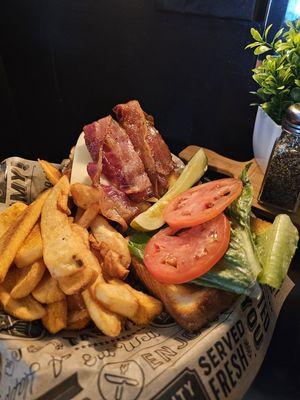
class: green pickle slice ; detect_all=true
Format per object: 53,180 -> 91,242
131,148 -> 208,231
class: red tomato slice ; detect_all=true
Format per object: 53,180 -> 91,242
144,213 -> 230,284
163,178 -> 242,230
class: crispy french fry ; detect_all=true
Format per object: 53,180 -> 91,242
67,293 -> 86,311
42,299 -> 67,333
67,293 -> 90,330
32,270 -> 65,303
0,202 -> 27,238
71,183 -> 128,230
38,159 -> 62,186
0,272 -> 45,320
74,207 -> 84,223
41,176 -> 101,280
101,249 -> 129,280
67,309 -> 90,330
94,280 -> 138,318
76,203 -> 100,228
82,279 -> 122,337
0,190 -> 49,283
71,223 -> 90,248
71,183 -> 101,209
57,267 -> 98,295
10,259 -> 46,299
90,215 -> 130,270
110,279 -> 163,325
1,265 -> 20,291
14,223 -> 43,268
0,290 -> 46,320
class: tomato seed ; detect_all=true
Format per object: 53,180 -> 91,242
194,248 -> 208,259
163,255 -> 177,267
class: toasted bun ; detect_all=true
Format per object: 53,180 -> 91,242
132,257 -> 236,331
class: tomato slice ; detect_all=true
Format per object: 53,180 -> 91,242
144,213 -> 230,284
163,178 -> 242,230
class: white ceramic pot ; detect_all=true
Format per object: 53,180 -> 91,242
253,107 -> 281,172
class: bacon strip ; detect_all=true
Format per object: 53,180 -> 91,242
99,185 -> 139,229
114,100 -> 174,197
84,116 -> 153,202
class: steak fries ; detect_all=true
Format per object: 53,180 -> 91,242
0,171 -> 162,335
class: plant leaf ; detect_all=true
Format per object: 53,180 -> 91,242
245,41 -> 263,49
271,27 -> 284,44
251,28 -> 263,42
254,45 -> 271,55
264,24 -> 273,40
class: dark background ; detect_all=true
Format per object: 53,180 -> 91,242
0,0 -> 267,162
1,1 -> 299,399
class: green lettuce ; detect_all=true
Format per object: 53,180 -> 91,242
128,231 -> 154,261
255,214 -> 299,288
191,165 -> 262,296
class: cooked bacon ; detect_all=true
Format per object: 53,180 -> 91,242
84,116 -> 153,202
84,116 -> 108,185
94,184 -> 141,231
114,100 -> 174,197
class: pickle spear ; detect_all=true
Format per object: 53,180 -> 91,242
131,148 -> 207,231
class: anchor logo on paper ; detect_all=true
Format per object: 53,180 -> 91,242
98,360 -> 144,400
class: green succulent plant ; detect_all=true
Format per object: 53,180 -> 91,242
246,19 -> 300,124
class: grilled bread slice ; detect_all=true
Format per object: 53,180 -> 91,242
132,257 -> 236,331
132,217 -> 271,332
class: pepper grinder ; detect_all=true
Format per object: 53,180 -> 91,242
259,103 -> 300,213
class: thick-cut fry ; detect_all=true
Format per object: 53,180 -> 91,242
67,293 -> 86,311
76,203 -> 100,228
90,215 -> 130,268
41,176 -> 100,285
90,236 -> 129,280
102,249 -> 129,280
38,159 -> 62,186
0,190 -> 49,282
71,183 -> 101,209
57,267 -> 98,295
71,223 -> 90,248
0,202 -> 27,238
0,284 -> 45,321
82,279 -> 122,337
32,270 -> 65,303
67,293 -> 90,330
1,265 -> 21,291
71,183 -> 129,230
10,259 -> 46,299
14,223 -> 43,268
94,280 -> 138,318
74,207 -> 84,223
67,309 -> 90,330
110,279 -> 163,325
42,299 -> 67,333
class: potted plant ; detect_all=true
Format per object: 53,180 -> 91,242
246,19 -> 300,171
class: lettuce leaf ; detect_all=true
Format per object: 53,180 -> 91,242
256,214 -> 299,288
128,231 -> 153,261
